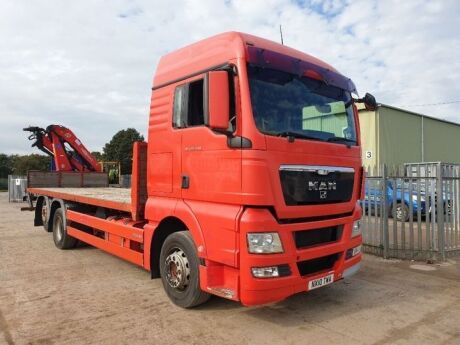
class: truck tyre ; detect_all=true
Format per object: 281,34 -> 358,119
52,208 -> 77,249
392,203 -> 410,222
159,231 -> 210,308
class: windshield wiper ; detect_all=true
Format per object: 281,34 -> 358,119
326,137 -> 357,145
276,131 -> 324,142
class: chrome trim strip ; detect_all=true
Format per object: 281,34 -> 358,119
279,165 -> 355,173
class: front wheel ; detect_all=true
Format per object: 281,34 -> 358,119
392,203 -> 410,222
159,231 -> 210,308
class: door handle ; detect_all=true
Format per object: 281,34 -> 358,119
181,175 -> 190,189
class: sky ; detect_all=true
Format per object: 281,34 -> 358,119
1,0 -> 459,154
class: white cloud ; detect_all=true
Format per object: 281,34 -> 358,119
0,0 -> 459,153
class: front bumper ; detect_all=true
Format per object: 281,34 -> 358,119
239,207 -> 362,306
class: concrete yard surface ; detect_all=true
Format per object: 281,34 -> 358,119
0,192 -> 459,345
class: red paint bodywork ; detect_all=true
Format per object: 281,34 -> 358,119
29,32 -> 364,306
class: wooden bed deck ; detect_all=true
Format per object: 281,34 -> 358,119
28,187 -> 132,213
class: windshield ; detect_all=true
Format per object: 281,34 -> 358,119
248,64 -> 357,144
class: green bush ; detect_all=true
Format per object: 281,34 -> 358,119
0,178 -> 7,191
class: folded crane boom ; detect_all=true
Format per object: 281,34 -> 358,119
24,125 -> 101,172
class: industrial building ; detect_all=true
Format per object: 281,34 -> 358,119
358,104 -> 460,172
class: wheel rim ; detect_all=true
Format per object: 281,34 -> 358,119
41,200 -> 47,224
164,247 -> 191,291
395,205 -> 406,220
55,217 -> 63,242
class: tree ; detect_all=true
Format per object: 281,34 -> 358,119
0,153 -> 50,177
0,154 -> 13,178
11,154 -> 50,175
103,128 -> 144,175
90,151 -> 103,162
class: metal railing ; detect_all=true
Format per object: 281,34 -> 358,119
362,163 -> 460,261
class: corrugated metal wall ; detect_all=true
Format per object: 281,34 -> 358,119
378,106 -> 423,166
423,117 -> 460,162
359,104 -> 460,171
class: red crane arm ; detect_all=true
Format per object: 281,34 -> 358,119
23,125 -> 102,172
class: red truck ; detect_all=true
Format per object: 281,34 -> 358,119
27,32 -> 376,308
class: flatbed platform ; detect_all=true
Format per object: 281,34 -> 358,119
28,187 -> 132,213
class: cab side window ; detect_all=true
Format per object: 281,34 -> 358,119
173,79 -> 205,128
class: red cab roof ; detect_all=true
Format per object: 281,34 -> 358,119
153,31 -> 338,87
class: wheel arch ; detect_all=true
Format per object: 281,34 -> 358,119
145,198 -> 207,278
48,198 -> 68,231
34,195 -> 47,227
150,216 -> 188,278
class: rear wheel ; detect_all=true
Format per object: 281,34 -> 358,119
52,208 -> 77,249
159,231 -> 210,308
392,203 -> 410,222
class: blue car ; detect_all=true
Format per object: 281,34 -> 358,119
362,180 -> 433,222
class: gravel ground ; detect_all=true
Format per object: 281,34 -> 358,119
1,192 -> 459,345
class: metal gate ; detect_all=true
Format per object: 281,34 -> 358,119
362,163 -> 460,261
8,175 -> 27,202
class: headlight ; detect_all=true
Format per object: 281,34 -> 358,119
412,194 -> 425,202
351,220 -> 361,237
247,232 -> 283,254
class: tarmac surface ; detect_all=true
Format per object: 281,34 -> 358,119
1,192 -> 459,345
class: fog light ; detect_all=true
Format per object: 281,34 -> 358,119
252,266 -> 279,278
352,220 -> 361,237
352,245 -> 362,256
346,245 -> 362,259
251,264 -> 292,278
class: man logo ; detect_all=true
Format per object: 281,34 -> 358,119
308,181 -> 337,191
320,191 -> 327,199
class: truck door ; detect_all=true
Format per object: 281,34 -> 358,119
172,71 -> 242,204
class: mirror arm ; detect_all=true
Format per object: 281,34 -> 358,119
211,127 -> 234,136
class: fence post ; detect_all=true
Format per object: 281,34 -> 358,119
8,175 -> 11,203
381,165 -> 390,259
436,163 -> 446,261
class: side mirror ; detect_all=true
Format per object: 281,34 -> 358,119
207,71 -> 229,130
363,93 -> 377,111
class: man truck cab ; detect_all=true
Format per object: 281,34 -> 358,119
146,32 -> 373,306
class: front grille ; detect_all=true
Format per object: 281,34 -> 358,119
279,165 -> 354,205
278,212 -> 353,224
294,226 -> 343,249
297,254 -> 339,276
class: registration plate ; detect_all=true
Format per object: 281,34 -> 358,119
308,273 -> 334,290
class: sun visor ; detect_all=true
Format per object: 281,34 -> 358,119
246,46 -> 356,93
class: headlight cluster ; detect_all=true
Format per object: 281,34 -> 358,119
247,232 -> 283,254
